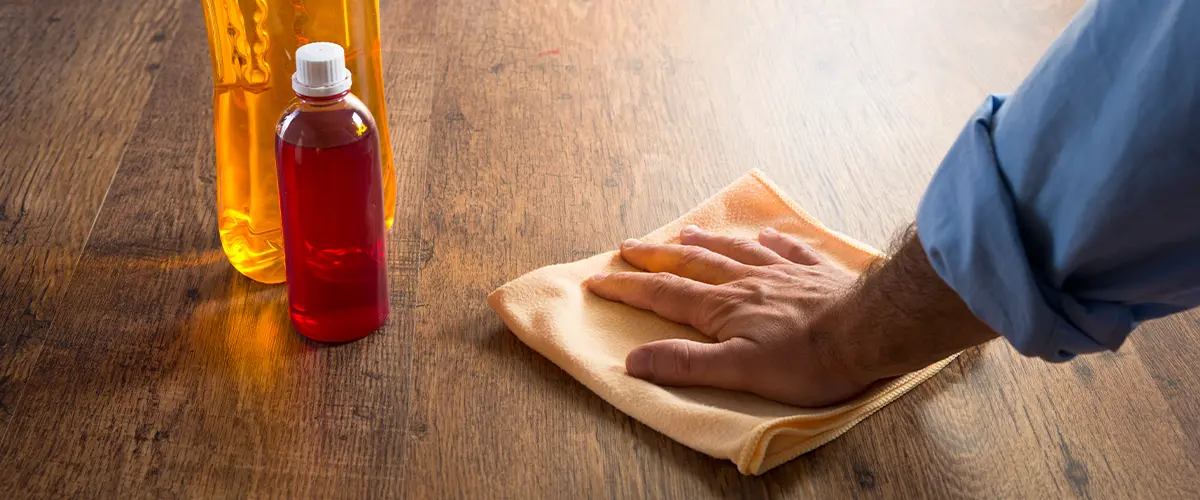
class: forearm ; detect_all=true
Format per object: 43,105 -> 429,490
823,226 -> 998,382
915,0 -> 1200,361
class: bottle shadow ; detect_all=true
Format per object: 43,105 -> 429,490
177,255 -> 316,395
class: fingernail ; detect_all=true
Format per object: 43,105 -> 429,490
681,225 -> 700,236
586,273 -> 608,284
626,348 -> 652,378
621,238 -> 640,249
761,227 -> 778,236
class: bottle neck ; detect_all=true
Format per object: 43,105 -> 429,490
296,89 -> 351,105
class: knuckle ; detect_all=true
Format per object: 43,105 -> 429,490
729,238 -> 758,253
676,246 -> 710,268
648,272 -> 681,295
692,293 -> 720,331
694,289 -> 735,332
673,342 -> 694,378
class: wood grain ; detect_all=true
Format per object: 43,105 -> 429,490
0,0 -> 182,439
1,0 -> 1197,497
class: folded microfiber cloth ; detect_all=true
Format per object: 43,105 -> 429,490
487,170 -> 958,475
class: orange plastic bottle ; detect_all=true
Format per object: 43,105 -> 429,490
200,0 -> 395,283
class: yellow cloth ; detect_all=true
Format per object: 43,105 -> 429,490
487,170 -> 957,475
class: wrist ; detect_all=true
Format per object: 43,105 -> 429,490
811,289 -> 893,388
818,227 -> 1000,384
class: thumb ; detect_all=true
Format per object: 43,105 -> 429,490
625,338 -> 753,390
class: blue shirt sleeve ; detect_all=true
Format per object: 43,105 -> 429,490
915,0 -> 1200,361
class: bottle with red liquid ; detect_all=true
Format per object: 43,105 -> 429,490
275,42 -> 389,342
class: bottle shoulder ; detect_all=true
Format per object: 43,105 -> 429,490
276,93 -> 377,149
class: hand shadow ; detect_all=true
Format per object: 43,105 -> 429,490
473,315 -> 987,496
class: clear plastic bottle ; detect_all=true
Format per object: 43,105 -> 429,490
275,42 -> 389,342
200,0 -> 396,284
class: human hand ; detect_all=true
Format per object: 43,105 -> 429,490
585,225 -> 875,407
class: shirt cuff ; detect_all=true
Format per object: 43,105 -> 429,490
916,95 -> 1127,361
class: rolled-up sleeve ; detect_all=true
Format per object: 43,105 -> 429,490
916,0 -> 1200,361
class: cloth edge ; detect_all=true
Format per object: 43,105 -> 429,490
737,353 -> 960,475
486,170 -> 964,476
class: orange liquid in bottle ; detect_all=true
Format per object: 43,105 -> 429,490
200,0 -> 396,283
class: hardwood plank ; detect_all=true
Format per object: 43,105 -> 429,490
1,0 -> 1196,497
0,0 -> 435,495
1129,310 -> 1200,468
397,0 -> 762,495
0,0 -> 182,438
704,2 -> 1195,497
398,0 -> 1197,497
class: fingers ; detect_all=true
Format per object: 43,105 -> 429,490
618,238 -> 743,285
758,228 -> 821,265
678,225 -> 788,266
587,272 -> 720,329
625,338 -> 755,390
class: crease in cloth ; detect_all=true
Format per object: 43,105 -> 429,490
488,170 -> 959,475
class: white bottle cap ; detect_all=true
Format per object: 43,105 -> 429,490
292,42 -> 353,97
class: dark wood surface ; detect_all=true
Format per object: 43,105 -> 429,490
2,0 -> 1197,497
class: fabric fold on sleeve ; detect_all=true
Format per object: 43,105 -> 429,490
916,95 -> 1122,362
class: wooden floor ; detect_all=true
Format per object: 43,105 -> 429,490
2,0 -> 1197,497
